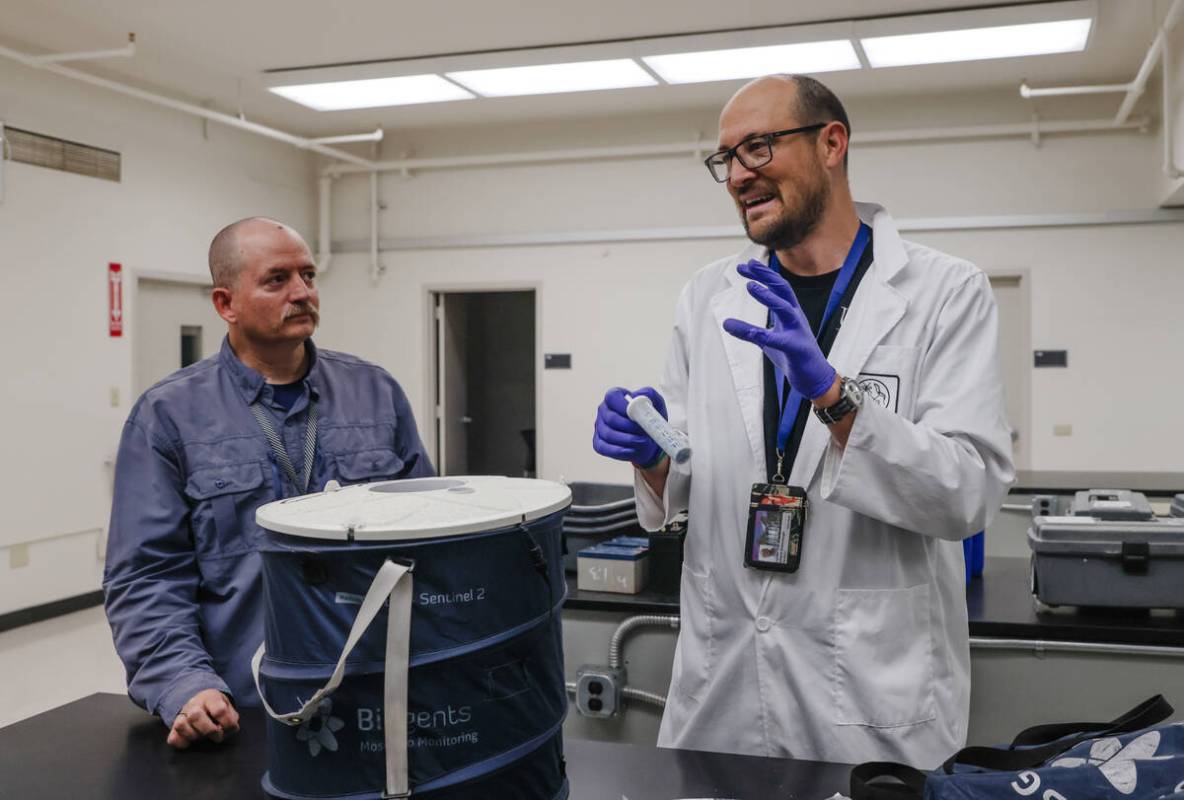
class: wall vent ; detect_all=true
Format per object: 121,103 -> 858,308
2,126 -> 121,182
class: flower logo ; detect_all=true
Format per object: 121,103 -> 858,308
1052,731 -> 1172,795
295,698 -> 345,757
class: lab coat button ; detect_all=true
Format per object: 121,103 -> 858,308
215,479 -> 226,488
755,616 -> 771,632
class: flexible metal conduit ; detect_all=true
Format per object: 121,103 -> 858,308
622,687 -> 668,709
609,614 -> 680,670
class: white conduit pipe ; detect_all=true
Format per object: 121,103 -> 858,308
1019,0 -> 1184,128
0,42 -> 375,170
317,175 -> 333,274
1115,29 -> 1168,125
369,170 -> 381,283
323,117 -> 1147,179
1164,28 -> 1184,180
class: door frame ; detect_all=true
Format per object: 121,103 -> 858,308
982,268 -> 1032,471
423,282 -> 542,477
131,269 -> 214,398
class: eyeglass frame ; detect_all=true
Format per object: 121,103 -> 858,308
703,122 -> 829,183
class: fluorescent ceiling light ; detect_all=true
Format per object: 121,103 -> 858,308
861,18 -> 1092,68
269,74 -> 473,111
642,40 -> 860,85
447,59 -> 656,97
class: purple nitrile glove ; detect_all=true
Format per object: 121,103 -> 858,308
722,259 -> 837,400
592,386 -> 667,467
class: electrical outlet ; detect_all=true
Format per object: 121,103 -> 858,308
1053,424 -> 1073,437
109,386 -> 120,407
1031,494 -> 1059,517
575,664 -> 625,718
9,543 -> 30,569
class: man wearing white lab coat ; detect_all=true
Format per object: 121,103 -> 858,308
593,76 -> 1015,768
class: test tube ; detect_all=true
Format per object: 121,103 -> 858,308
626,394 -> 692,465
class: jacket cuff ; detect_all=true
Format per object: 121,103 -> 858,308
156,670 -> 232,727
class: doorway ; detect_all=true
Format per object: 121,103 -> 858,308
987,273 -> 1031,470
134,278 -> 223,397
432,290 -> 537,478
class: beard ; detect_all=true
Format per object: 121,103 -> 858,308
742,164 -> 830,252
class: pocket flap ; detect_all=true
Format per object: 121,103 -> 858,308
185,462 -> 266,500
336,448 -> 405,482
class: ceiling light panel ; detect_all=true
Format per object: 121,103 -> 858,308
861,18 -> 1093,69
270,75 -> 473,111
642,40 -> 860,85
446,59 -> 656,97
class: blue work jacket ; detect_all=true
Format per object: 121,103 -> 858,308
103,337 -> 434,724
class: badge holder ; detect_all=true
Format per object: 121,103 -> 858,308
744,451 -> 807,573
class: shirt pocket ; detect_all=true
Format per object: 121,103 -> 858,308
856,345 -> 920,419
335,448 -> 406,485
184,461 -> 270,558
672,562 -> 716,704
831,583 -> 936,728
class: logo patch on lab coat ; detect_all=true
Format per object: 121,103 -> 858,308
857,373 -> 899,412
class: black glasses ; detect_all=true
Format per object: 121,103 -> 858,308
703,123 -> 827,183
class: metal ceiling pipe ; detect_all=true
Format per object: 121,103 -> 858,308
1164,32 -> 1183,180
318,174 -> 334,274
25,32 -> 136,65
1020,81 -> 1131,98
369,170 -> 381,284
1017,0 -> 1184,126
311,129 -> 384,146
0,41 -> 376,169
322,117 -> 1148,178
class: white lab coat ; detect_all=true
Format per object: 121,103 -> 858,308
637,202 -> 1015,769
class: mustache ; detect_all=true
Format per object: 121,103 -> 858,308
283,303 -> 320,323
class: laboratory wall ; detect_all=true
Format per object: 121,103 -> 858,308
315,88 -> 1184,486
0,64 -> 316,615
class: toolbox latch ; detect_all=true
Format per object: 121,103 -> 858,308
1120,541 -> 1150,575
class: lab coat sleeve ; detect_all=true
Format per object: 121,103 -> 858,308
821,272 -> 1015,540
102,416 -> 231,725
635,284 -> 694,531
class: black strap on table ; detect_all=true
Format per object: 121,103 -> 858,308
850,695 -> 1174,800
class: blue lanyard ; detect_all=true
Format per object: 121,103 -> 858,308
771,223 -> 871,475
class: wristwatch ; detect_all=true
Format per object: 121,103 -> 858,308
813,376 -> 863,425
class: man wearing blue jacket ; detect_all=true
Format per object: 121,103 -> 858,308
104,217 -> 433,749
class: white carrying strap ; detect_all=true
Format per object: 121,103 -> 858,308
252,558 -> 413,799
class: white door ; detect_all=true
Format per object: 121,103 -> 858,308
987,274 -> 1030,469
134,279 -> 223,398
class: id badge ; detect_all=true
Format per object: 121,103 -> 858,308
744,483 -> 808,573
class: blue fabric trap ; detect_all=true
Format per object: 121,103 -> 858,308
253,477 -> 572,800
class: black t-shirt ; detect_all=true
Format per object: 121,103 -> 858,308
760,234 -> 875,482
270,381 -> 305,412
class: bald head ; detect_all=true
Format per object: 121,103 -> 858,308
208,217 -> 310,289
722,75 -> 851,169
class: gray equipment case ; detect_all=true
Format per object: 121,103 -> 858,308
1069,489 -> 1155,521
1029,515 -> 1184,609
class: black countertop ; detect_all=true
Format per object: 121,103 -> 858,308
1012,471 -> 1184,496
0,694 -> 852,800
566,556 -> 1184,648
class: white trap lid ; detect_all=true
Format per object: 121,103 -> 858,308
256,476 -> 572,541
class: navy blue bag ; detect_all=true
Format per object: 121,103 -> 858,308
852,696 -> 1183,800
